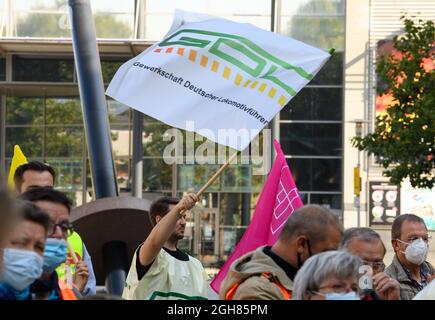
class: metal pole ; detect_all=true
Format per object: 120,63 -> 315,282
132,111 -> 143,198
357,150 -> 361,227
68,0 -> 120,295
270,0 -> 280,162
102,241 -> 129,296
0,95 -> 6,189
68,0 -> 118,199
131,0 -> 144,198
354,120 -> 363,227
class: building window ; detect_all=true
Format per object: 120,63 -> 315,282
13,0 -> 135,39
280,123 -> 342,156
101,58 -> 129,84
12,56 -> 74,82
140,0 -> 272,40
0,58 -> 5,81
278,0 -> 345,210
279,0 -> 345,51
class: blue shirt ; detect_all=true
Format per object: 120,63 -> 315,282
0,282 -> 30,300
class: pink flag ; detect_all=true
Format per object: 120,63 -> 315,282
210,139 -> 304,293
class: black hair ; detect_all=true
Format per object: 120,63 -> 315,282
14,200 -> 51,233
18,187 -> 72,214
149,196 -> 180,226
14,161 -> 56,192
391,214 -> 426,240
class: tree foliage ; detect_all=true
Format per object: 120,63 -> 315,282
352,17 -> 435,188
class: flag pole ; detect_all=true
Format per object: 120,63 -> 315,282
66,240 -> 79,265
195,151 -> 238,198
180,151 -> 238,213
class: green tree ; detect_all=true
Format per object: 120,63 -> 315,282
352,17 -> 435,189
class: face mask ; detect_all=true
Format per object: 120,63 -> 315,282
323,291 -> 360,301
297,239 -> 313,269
43,238 -> 68,273
399,238 -> 428,265
1,248 -> 43,291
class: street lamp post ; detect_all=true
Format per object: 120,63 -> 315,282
354,121 -> 363,227
350,119 -> 369,227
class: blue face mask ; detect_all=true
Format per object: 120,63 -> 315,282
1,248 -> 43,291
324,291 -> 360,301
43,238 -> 68,273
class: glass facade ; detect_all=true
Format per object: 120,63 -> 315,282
0,0 -> 345,269
7,0 -> 135,38
278,0 -> 345,212
140,0 -> 271,40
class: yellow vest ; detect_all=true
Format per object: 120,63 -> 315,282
55,231 -> 83,281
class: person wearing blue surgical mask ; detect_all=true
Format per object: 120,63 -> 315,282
20,188 -> 92,300
42,238 -> 68,273
29,236 -> 69,300
292,250 -> 362,300
0,201 -> 50,300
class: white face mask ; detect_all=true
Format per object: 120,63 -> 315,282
398,238 -> 428,265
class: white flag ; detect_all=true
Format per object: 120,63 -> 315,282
106,10 -> 331,151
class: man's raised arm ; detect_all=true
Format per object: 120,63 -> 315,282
138,193 -> 198,266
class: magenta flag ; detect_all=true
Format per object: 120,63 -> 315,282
210,139 -> 304,293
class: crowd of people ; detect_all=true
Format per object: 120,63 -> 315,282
0,161 -> 434,300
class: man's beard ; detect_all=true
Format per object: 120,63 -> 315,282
169,231 -> 184,243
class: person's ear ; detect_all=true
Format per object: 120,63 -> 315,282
155,215 -> 162,224
295,235 -> 309,254
391,239 -> 400,253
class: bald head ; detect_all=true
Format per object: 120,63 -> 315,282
279,205 -> 343,244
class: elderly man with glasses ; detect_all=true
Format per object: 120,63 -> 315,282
386,214 -> 434,300
340,227 -> 400,300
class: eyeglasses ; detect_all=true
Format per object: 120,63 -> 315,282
406,236 -> 432,243
362,260 -> 385,273
398,235 -> 432,244
316,281 -> 363,298
318,283 -> 359,294
48,221 -> 74,237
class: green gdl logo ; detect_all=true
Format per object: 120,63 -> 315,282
158,29 -> 315,97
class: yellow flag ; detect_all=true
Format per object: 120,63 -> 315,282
8,145 -> 28,190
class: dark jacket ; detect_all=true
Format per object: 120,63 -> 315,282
30,272 -> 62,300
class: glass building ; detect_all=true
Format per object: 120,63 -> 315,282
0,0 -> 358,272
2,0 -> 433,282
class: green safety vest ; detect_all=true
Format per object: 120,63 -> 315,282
55,231 -> 83,281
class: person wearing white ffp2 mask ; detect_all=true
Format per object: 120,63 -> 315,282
385,214 -> 434,300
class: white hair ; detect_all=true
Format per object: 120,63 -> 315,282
292,250 -> 362,300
